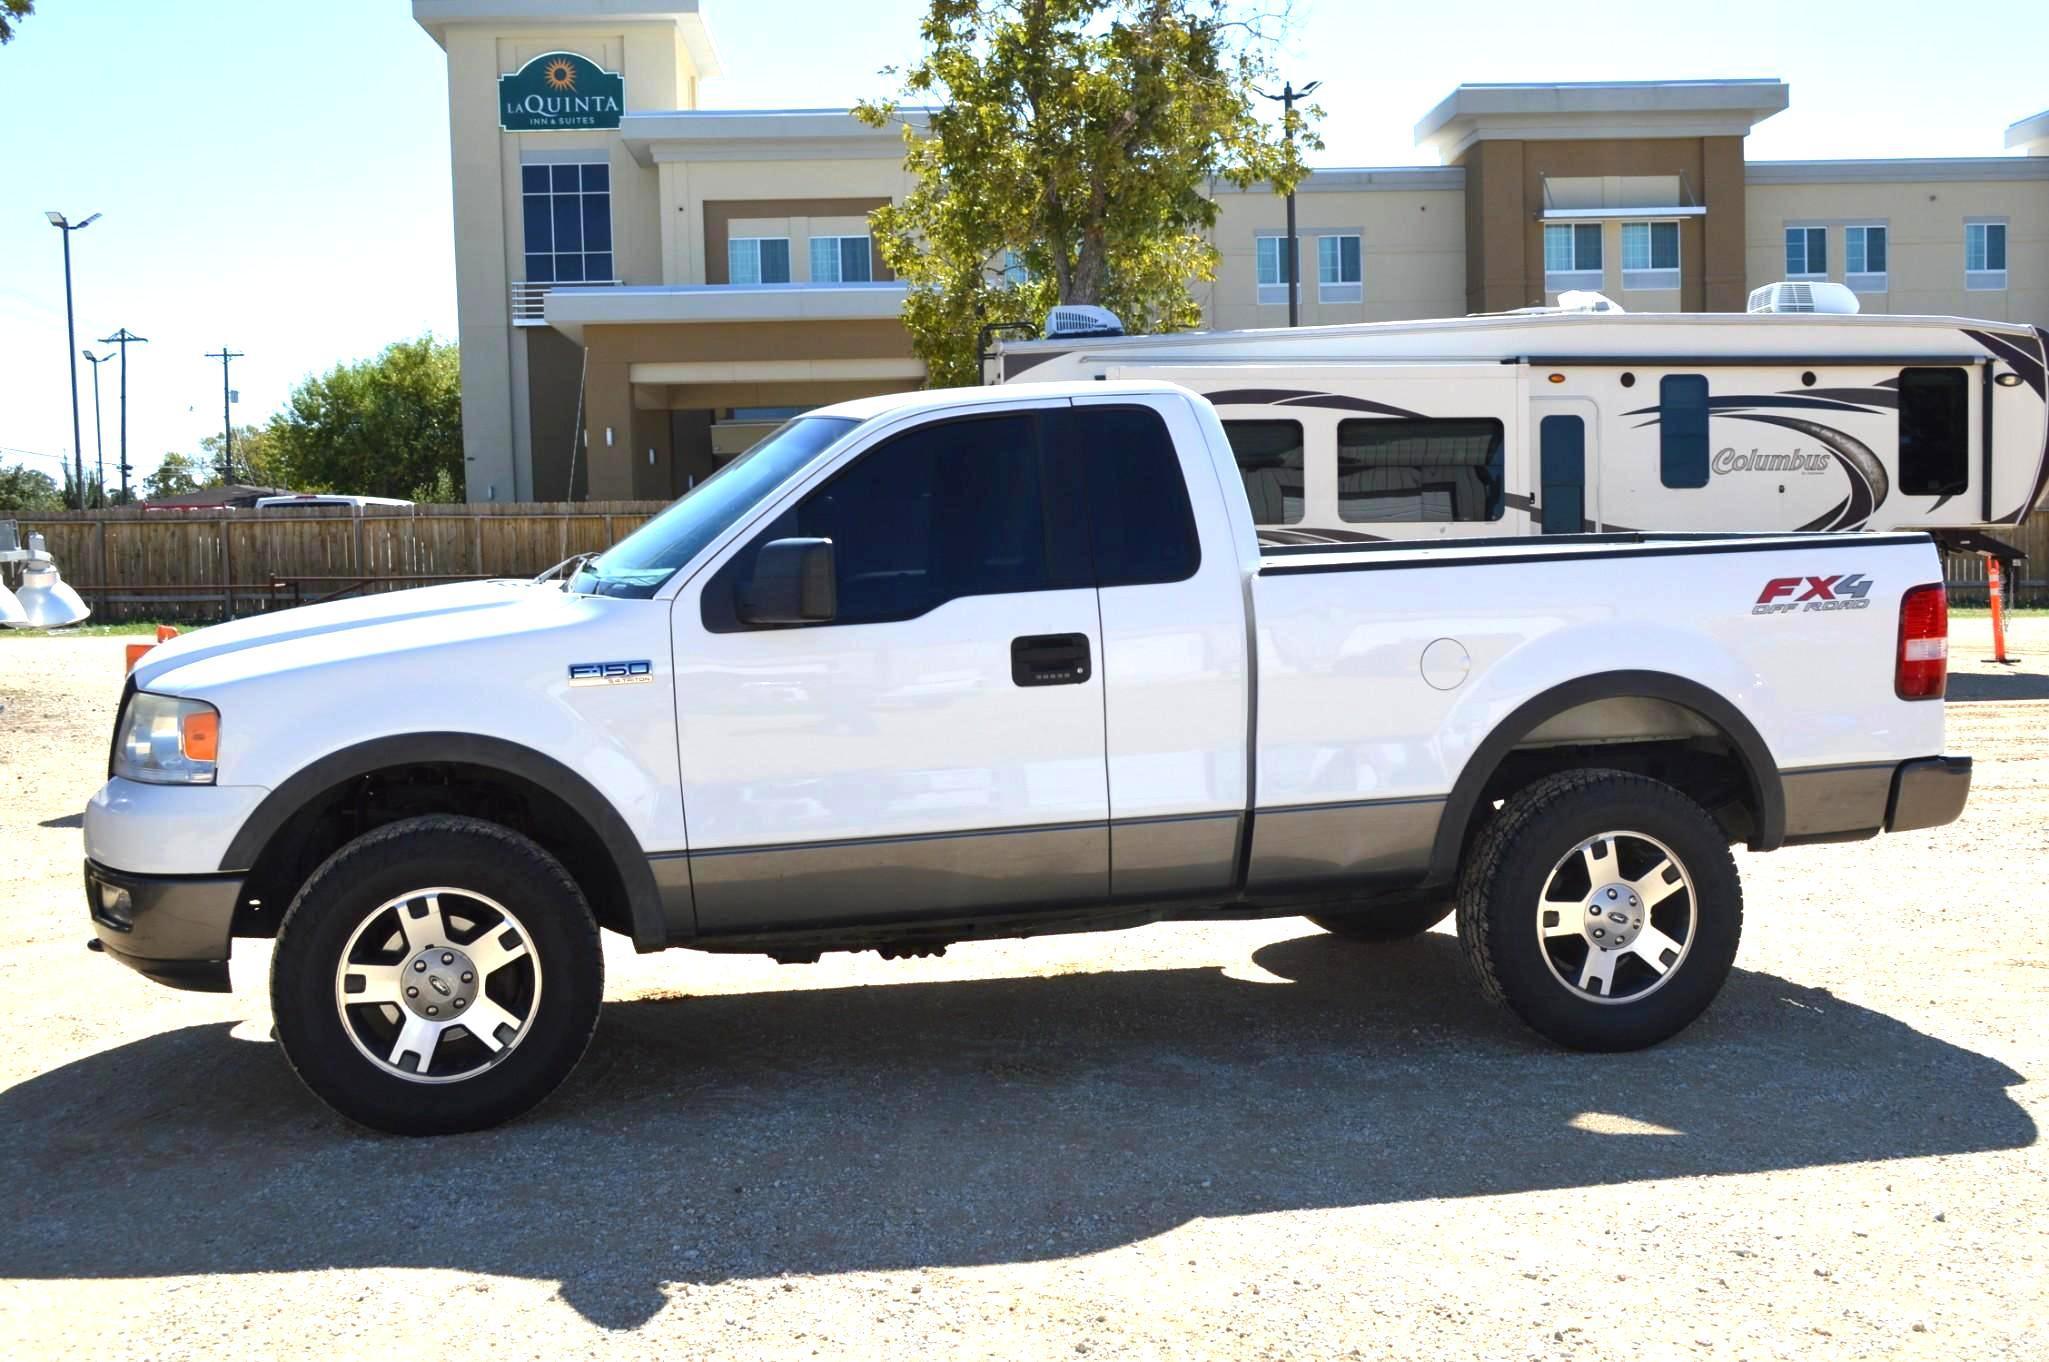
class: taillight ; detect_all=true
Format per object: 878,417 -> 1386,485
1896,582 -> 1948,700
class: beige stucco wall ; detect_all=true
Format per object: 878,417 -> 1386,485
1204,184 -> 1467,329
1746,177 -> 2049,325
437,19 -> 702,500
656,154 -> 914,286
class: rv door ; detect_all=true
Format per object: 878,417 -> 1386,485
1531,398 -> 1601,534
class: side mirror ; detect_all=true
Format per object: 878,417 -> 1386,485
736,538 -> 836,625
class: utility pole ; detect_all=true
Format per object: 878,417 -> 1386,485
44,210 -> 102,504
83,350 -> 113,507
98,329 -> 149,504
1256,80 -> 1320,328
204,346 -> 244,483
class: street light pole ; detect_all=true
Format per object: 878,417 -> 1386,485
98,329 -> 149,504
204,347 -> 244,483
44,210 -> 102,505
83,350 -> 113,507
1255,81 -> 1320,328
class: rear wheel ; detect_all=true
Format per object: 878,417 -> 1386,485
1455,769 -> 1741,1051
270,815 -> 603,1135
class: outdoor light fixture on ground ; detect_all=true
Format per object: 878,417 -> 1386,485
0,522 -> 91,630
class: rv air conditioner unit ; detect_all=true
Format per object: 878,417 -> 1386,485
1747,281 -> 1860,315
1043,305 -> 1124,339
1555,290 -> 1624,314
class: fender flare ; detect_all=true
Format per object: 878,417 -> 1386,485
219,732 -> 671,950
1425,669 -> 1785,883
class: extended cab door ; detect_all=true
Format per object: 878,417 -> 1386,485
670,403 -> 1109,933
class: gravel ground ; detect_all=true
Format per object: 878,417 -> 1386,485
1,622 -> 2043,1360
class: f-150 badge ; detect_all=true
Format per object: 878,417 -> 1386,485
568,660 -> 653,687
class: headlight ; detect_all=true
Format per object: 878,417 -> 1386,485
113,692 -> 220,785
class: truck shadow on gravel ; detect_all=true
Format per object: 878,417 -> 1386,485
0,931 -> 2032,1330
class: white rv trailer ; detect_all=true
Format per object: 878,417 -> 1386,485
992,306 -> 2049,552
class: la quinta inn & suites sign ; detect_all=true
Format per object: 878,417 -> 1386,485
499,52 -> 624,132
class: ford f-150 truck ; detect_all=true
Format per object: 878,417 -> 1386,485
85,381 -> 1971,1134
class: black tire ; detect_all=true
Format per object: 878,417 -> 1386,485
1455,769 -> 1741,1052
1306,894 -> 1452,942
270,815 -> 604,1135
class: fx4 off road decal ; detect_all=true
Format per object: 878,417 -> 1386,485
1753,574 -> 1875,614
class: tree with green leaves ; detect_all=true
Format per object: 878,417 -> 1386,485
0,1 -> 35,45
857,0 -> 1316,386
140,452 -> 206,502
0,462 -> 62,512
267,335 -> 463,501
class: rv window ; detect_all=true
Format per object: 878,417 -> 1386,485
1659,375 -> 1711,489
1897,368 -> 1969,497
1335,419 -> 1504,524
1222,420 -> 1305,525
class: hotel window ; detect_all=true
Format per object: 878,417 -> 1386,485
1785,225 -> 1827,280
1620,221 -> 1680,291
1317,233 -> 1362,303
1845,224 -> 1888,293
1966,221 -> 2008,290
729,237 -> 792,285
1255,234 -> 1295,304
1543,223 -> 1603,292
1001,249 -> 1032,287
520,161 -> 613,285
809,235 -> 874,284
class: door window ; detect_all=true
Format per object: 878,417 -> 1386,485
1539,415 -> 1587,534
710,413 -> 1066,629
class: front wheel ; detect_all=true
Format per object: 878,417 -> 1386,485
269,815 -> 604,1135
1455,769 -> 1741,1052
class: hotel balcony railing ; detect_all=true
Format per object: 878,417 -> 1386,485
511,278 -> 622,326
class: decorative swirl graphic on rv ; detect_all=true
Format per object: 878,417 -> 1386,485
1627,393 -> 1890,531
1721,414 -> 1889,531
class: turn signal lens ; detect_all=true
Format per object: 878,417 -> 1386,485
1896,582 -> 1948,701
180,710 -> 219,762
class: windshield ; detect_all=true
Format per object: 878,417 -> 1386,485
568,415 -> 860,598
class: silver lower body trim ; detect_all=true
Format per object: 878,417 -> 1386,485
683,821 -> 1110,934
1244,797 -> 1445,893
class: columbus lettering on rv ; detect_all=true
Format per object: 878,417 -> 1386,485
1713,447 -> 1832,475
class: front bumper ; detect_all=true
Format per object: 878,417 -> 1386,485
85,860 -> 242,993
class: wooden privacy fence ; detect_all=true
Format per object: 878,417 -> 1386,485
14,500 -> 2049,621
16,501 -> 673,621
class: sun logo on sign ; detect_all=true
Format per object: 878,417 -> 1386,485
543,58 -> 577,91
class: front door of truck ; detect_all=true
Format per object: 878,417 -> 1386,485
669,403 -> 1110,934
1531,398 -> 1601,533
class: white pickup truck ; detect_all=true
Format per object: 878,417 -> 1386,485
86,381 -> 1970,1134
